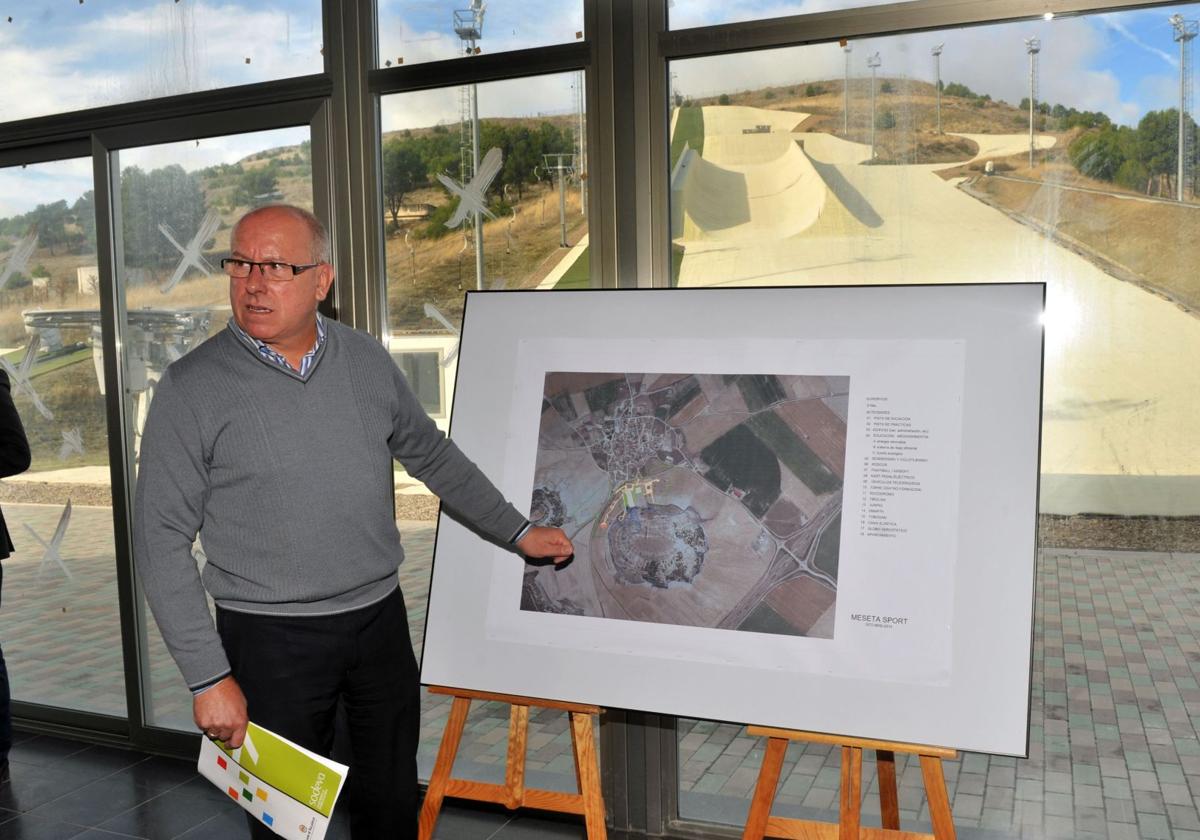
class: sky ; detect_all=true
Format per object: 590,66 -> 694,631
0,0 -> 1196,217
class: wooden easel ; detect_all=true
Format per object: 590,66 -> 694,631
418,685 -> 607,840
742,727 -> 957,840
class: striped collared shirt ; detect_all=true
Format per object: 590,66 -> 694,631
229,314 -> 327,377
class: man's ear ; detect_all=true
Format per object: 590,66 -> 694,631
315,263 -> 335,301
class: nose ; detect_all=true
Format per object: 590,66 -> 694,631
242,264 -> 267,292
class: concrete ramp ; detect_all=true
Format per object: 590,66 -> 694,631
674,139 -> 827,243
700,105 -> 808,138
948,132 -> 1056,165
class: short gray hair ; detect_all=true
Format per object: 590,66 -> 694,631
231,204 -> 331,264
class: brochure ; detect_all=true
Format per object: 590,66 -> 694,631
197,722 -> 349,840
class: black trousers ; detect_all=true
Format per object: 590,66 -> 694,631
216,587 -> 421,840
0,564 -> 9,762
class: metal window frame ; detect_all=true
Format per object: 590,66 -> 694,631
5,96 -> 332,757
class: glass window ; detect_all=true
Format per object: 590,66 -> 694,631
670,3 -> 1200,837
669,1 -> 919,31
392,349 -> 445,416
381,71 -> 589,789
377,1 -> 584,68
114,127 -> 314,731
0,1 -> 322,124
0,158 -> 124,717
381,71 -> 590,432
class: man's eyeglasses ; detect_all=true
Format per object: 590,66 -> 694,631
220,258 -> 322,282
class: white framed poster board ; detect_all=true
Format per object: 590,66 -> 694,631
421,284 -> 1043,756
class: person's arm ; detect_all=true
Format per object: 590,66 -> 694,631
132,370 -> 232,695
0,369 -> 31,479
386,363 -> 571,561
387,364 -> 531,543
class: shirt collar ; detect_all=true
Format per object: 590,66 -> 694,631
228,314 -> 327,381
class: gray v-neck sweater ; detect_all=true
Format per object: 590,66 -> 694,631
133,319 -> 526,689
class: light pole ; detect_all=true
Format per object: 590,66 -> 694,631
542,154 -> 574,248
843,44 -> 852,134
454,2 -> 486,289
1171,14 -> 1197,201
1025,37 -> 1041,169
932,43 -> 944,134
867,52 -> 881,158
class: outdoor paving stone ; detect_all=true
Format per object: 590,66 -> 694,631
1164,781 -> 1196,805
1106,823 -> 1143,840
1042,792 -> 1073,817
1014,779 -> 1041,801
1042,771 -> 1071,794
956,773 -> 985,796
1137,811 -> 1172,839
1040,813 -> 1076,838
1073,783 -> 1103,808
1104,775 -> 1134,800
1129,768 -> 1161,790
1170,803 -> 1200,830
1134,787 -> 1167,813
1099,796 -> 1137,825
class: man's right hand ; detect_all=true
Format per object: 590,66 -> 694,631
194,676 -> 249,748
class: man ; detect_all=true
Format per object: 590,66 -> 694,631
133,204 -> 572,838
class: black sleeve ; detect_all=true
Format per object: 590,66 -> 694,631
0,368 -> 31,479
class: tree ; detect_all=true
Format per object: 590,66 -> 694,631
500,128 -> 541,201
880,81 -> 894,94
120,164 -> 208,270
1069,127 -> 1126,182
718,93 -> 731,105
1135,109 -> 1197,192
27,201 -> 70,256
382,141 -> 427,224
876,110 -> 896,130
235,165 -> 280,206
72,191 -> 97,253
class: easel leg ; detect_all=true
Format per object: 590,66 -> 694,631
419,696 -> 472,840
570,711 -> 607,840
919,755 -> 957,840
876,749 -> 900,831
505,703 -> 530,809
742,737 -> 787,840
838,746 -> 862,840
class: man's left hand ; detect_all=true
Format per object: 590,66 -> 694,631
517,526 -> 573,564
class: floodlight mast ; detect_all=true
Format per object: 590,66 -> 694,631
932,43 -> 944,134
455,1 -> 486,289
843,43 -> 852,134
575,70 -> 587,216
1171,14 -> 1198,201
1025,37 -> 1041,169
867,52 -> 881,158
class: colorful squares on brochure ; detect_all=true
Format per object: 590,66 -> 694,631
242,788 -> 253,802
227,786 -> 239,800
239,770 -> 250,785
262,813 -> 274,827
256,788 -> 268,802
216,756 -> 227,770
